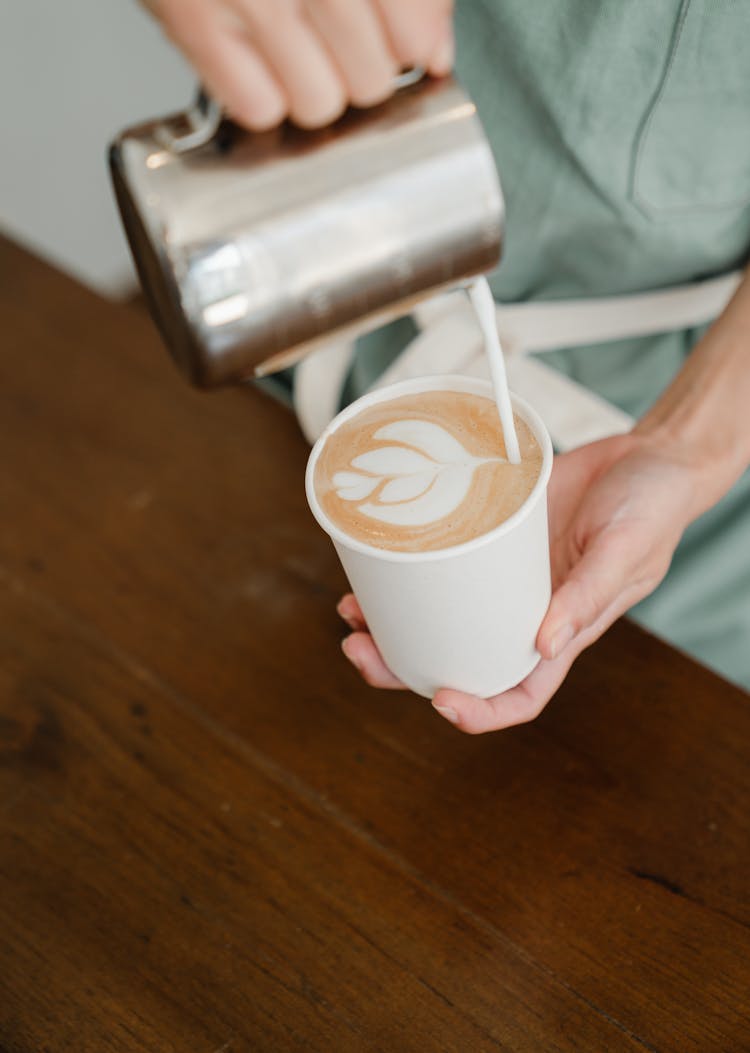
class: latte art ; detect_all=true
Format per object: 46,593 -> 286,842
333,420 -> 507,527
315,391 -> 542,552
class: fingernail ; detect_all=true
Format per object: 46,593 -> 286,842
341,636 -> 362,671
549,623 -> 575,659
433,704 -> 459,724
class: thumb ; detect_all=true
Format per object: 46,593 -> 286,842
537,528 -> 645,660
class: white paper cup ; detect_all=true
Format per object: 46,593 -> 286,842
306,375 -> 553,699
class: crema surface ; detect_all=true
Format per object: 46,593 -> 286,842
314,392 -> 542,552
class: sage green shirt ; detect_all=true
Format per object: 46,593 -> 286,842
348,0 -> 750,688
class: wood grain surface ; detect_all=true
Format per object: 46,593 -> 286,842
0,235 -> 748,1052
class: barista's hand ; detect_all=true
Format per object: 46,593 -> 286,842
143,0 -> 454,130
338,430 -> 708,733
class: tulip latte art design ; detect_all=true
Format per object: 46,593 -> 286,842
315,391 -> 542,552
333,419 -> 505,527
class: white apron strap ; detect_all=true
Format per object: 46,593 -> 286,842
370,299 -> 633,450
293,271 -> 742,448
293,338 -> 354,445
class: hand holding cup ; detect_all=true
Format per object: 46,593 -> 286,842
340,431 -> 701,733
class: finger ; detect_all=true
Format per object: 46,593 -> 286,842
432,594 -> 619,736
304,0 -> 399,108
336,593 -> 367,631
232,0 -> 347,127
341,632 -> 406,690
432,637 -> 581,734
537,529 -> 645,661
433,681 -> 545,734
158,0 -> 287,130
432,530 -> 650,735
375,0 -> 453,71
425,21 -> 454,77
546,449 -> 596,546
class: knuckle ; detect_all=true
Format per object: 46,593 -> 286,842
530,695 -> 549,720
462,706 -> 503,735
516,691 -> 549,725
516,703 -> 545,727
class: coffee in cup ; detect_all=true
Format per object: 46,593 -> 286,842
313,390 -> 542,553
306,376 -> 553,699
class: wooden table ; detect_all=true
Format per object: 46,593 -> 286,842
0,235 -> 748,1053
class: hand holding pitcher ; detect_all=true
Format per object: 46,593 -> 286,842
144,0 -> 454,130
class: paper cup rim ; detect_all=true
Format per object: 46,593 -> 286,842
305,374 -> 553,564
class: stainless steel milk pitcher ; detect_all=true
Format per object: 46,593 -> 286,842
109,75 -> 504,386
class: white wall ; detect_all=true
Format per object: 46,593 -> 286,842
0,0 -> 194,297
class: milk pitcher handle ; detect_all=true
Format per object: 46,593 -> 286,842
159,68 -> 425,154
157,87 -> 223,153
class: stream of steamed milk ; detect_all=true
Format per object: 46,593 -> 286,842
468,277 -> 521,464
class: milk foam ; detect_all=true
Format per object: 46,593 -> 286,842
331,420 -> 505,527
315,391 -> 542,553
